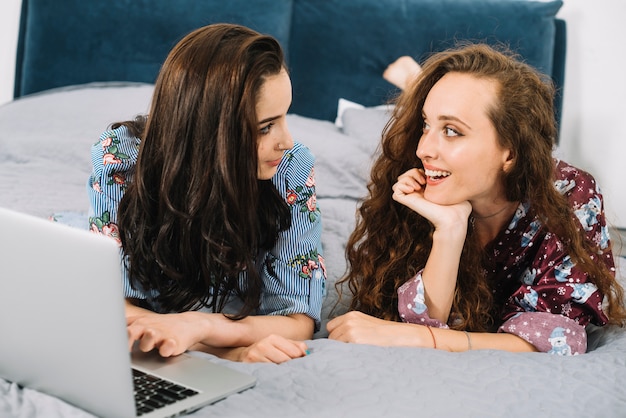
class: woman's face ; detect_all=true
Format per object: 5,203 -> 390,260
256,68 -> 294,180
417,72 -> 513,208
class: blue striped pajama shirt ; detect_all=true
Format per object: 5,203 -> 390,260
87,126 -> 326,329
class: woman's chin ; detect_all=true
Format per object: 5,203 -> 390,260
423,191 -> 462,206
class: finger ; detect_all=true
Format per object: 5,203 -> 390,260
246,337 -> 309,363
278,340 -> 309,359
328,327 -> 349,343
127,329 -> 137,352
265,342 -> 308,364
326,316 -> 337,333
136,328 -> 160,353
240,344 -> 286,363
127,323 -> 147,352
126,315 -> 140,326
398,168 -> 426,183
158,338 -> 182,357
263,335 -> 308,357
253,349 -> 291,364
393,181 -> 419,196
327,321 -> 347,341
326,313 -> 347,333
395,173 -> 420,188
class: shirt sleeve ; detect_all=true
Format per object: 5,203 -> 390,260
498,312 -> 587,355
397,272 -> 449,328
259,142 -> 326,330
87,126 -> 146,299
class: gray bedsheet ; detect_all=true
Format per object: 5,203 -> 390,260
1,85 -> 625,418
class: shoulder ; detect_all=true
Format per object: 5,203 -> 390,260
92,125 -> 141,168
283,142 -> 315,167
274,142 -> 315,184
553,159 -> 600,198
98,125 -> 142,149
553,160 -> 608,235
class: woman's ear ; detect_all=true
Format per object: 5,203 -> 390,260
502,148 -> 515,173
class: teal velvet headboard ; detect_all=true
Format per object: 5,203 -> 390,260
14,0 -> 565,127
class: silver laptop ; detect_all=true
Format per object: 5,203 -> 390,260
0,207 -> 256,418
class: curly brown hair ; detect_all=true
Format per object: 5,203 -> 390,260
338,43 -> 626,331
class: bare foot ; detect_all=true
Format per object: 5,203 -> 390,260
383,56 -> 422,90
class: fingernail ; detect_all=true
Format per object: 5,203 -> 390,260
305,349 -> 311,355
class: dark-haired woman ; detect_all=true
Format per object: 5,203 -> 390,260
88,24 -> 325,363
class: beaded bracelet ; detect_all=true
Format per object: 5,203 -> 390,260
426,325 -> 437,349
463,330 -> 472,351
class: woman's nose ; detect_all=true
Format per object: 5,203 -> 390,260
284,130 -> 294,150
416,131 -> 434,160
280,123 -> 294,151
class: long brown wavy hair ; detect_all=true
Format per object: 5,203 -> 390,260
338,43 -> 626,331
116,24 -> 291,317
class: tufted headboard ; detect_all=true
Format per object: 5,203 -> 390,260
14,0 -> 565,127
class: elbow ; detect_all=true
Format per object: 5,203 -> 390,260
289,313 -> 315,340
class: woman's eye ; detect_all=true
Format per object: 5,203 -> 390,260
422,121 -> 430,132
444,127 -> 460,137
259,122 -> 274,135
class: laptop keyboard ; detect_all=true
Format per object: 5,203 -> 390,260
133,368 -> 200,416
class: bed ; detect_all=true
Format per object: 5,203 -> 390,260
2,0 -> 625,417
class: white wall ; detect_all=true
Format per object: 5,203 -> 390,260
0,0 -> 625,227
555,0 -> 626,229
0,0 -> 21,105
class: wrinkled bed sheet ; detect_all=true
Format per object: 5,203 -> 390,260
2,322 -> 626,418
1,85 -> 625,417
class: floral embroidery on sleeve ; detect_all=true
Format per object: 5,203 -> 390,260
284,162 -> 320,223
107,172 -> 129,192
89,211 -> 121,245
289,250 -> 326,280
100,132 -> 135,192
100,132 -> 132,165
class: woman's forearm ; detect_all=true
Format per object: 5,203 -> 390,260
421,228 -> 466,322
196,312 -> 314,348
430,327 -> 538,352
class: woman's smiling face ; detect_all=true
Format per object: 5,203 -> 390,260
416,72 -> 513,209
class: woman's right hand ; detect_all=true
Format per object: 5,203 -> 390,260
127,310 -> 209,357
392,168 -> 472,232
392,168 -> 471,322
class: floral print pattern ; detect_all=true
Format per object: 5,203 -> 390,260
284,161 -> 320,223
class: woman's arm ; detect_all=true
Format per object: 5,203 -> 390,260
88,126 -> 139,243
392,168 -> 471,323
420,225 -> 468,322
126,299 -> 313,361
327,311 -> 537,352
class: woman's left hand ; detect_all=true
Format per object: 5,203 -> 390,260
191,334 -> 310,364
327,311 -> 426,347
237,334 -> 309,363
